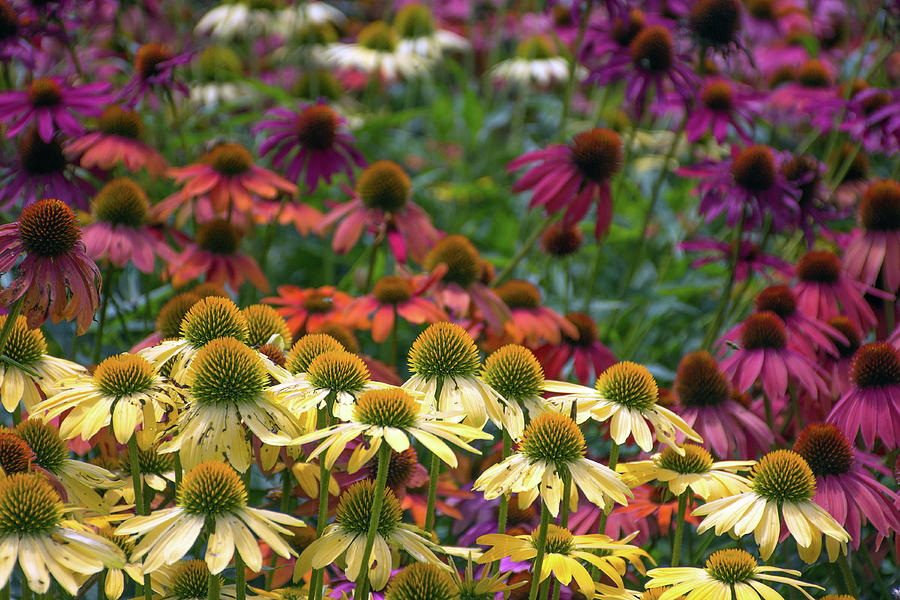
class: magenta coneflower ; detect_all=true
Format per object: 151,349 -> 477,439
157,142 -> 297,221
344,274 -> 446,343
0,0 -> 36,66
793,250 -> 882,332
766,58 -> 841,124
842,87 -> 900,156
508,128 -> 623,238
0,199 -> 100,334
534,312 -> 616,385
254,101 -> 366,193
678,236 -> 791,281
587,24 -> 698,116
674,351 -> 772,459
827,342 -> 900,450
82,178 -> 174,273
820,316 -> 860,402
579,7 -> 650,68
688,0 -> 743,54
494,279 -> 577,345
316,160 -> 441,264
658,77 -> 761,143
166,219 -> 268,294
119,42 -> 192,106
0,127 -> 94,211
795,423 -> 900,547
680,144 -> 799,233
0,77 -> 111,143
780,153 -> 847,245
720,311 -> 828,401
843,179 -> 900,293
65,105 -> 168,177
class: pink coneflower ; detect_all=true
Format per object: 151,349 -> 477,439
820,316 -> 860,402
64,105 -> 168,177
687,0 -> 743,54
766,58 -> 842,124
742,0 -> 806,42
249,198 -> 323,236
678,236 -> 791,281
0,127 -> 94,211
119,42 -> 191,106
795,423 -> 900,547
842,87 -> 900,156
508,128 -> 623,238
720,311 -> 828,401
421,235 -> 510,333
316,160 -> 441,264
344,274 -> 446,343
580,8 -> 653,80
534,312 -> 616,385
254,101 -> 366,193
0,199 -> 100,334
264,285 -> 357,338
780,153 -> 847,245
81,178 -> 174,273
166,219 -> 268,294
157,141 -> 297,221
827,342 -> 900,450
494,280 -> 577,345
793,250 -> 883,332
0,1 -> 36,66
843,180 -> 900,293
0,77 -> 111,142
658,77 -> 761,143
587,24 -> 698,116
680,144 -> 799,233
673,351 -> 772,459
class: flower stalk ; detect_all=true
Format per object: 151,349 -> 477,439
353,442 -> 392,599
310,392 -> 336,600
423,377 -> 444,533
527,501 -> 551,600
671,492 -> 688,566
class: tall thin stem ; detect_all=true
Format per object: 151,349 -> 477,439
492,429 -> 513,573
671,492 -> 688,566
597,442 -> 620,535
235,553 -> 246,600
423,378 -> 445,533
207,569 -> 220,600
558,1 -> 591,139
128,435 -> 145,516
527,502 -> 551,600
92,264 -> 116,365
310,392 -> 335,600
494,219 -> 555,287
837,553 -> 858,596
353,442 -> 392,600
701,209 -> 746,350
0,297 -> 24,358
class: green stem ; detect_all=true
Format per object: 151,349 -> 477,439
353,442 -> 392,600
364,237 -> 381,293
174,452 -> 183,489
558,1 -> 591,139
92,264 -> 116,365
266,467 -> 294,590
494,218 -> 555,287
0,577 -> 8,600
860,539 -> 890,598
837,553 -> 857,596
207,569 -> 220,600
527,502 -> 552,600
671,493 -> 688,566
310,393 -> 335,600
597,443 -> 620,535
20,570 -> 32,600
492,430 -> 513,573
423,378 -> 444,533
235,553 -> 246,600
128,435 -> 145,516
550,466 -> 574,600
700,209 -> 746,350
0,297 -> 25,358
164,87 -> 188,158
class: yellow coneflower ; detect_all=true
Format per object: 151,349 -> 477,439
386,562 -> 456,600
0,314 -> 86,413
0,473 -> 125,594
242,303 -> 292,348
158,337 -> 303,473
477,525 -> 650,600
404,321 -> 522,434
285,333 -> 346,375
473,413 -> 631,517
139,296 -> 290,385
447,552 -> 524,600
692,450 -> 850,563
295,480 -> 446,591
15,418 -> 123,513
33,353 -> 177,448
95,525 -> 145,600
147,559 -> 237,600
117,461 -> 305,574
617,444 -> 753,501
119,445 -> 176,496
556,362 -> 702,453
645,548 -> 823,599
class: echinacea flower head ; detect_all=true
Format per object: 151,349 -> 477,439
794,249 -> 879,332
296,479 -> 446,590
748,284 -> 842,358
386,562 -> 455,600
405,321 -> 521,432
121,42 -> 191,106
322,20 -> 429,81
693,450 -> 849,563
117,461 -> 305,574
844,179 -> 900,292
150,559 -> 237,600
65,104 -> 168,176
0,314 -> 86,413
33,352 -> 176,447
1,127 -> 95,211
672,351 -> 772,459
345,274 -> 447,343
0,198 -> 101,334
477,525 -> 651,599
509,128 -> 623,239
242,304 -> 291,347
393,2 -> 469,58
688,0 -> 742,51
0,432 -> 34,475
254,101 -> 365,193
827,342 -> 900,450
0,76 -> 111,142
665,77 -> 760,144
794,423 -> 900,548
296,386 -> 490,472
491,35 -> 578,88
617,443 -> 753,500
285,333 -> 345,374
273,349 -> 372,421
474,412 -> 631,517
0,472 -> 126,594
645,548 -> 823,600
161,337 -> 301,471
541,222 -> 583,257
94,526 -> 143,600
495,280 -> 578,345
83,177 -> 172,273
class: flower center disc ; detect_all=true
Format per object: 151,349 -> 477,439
27,78 -> 62,107
730,145 -> 776,192
611,9 -> 646,46
307,350 -> 369,393
630,26 -> 673,72
482,344 -> 544,402
393,3 -> 436,38
0,473 -> 62,535
181,297 -> 249,347
242,304 -> 290,347
794,423 -> 853,476
17,198 -> 80,257
798,59 -> 832,88
739,311 -> 787,350
570,128 -> 623,184
496,280 -> 542,310
373,275 -> 414,304
658,443 -> 713,474
796,250 -> 840,284
358,21 -> 397,51
0,315 -> 46,366
387,563 -> 455,600
99,105 -> 144,139
424,235 -> 481,288
754,285 -> 797,319
196,219 -> 242,255
93,178 -> 150,227
135,42 -> 173,79
689,0 -> 742,46
827,317 -> 860,359
170,560 -> 220,600
354,388 -> 419,429
286,333 -> 344,374
0,433 -> 33,475
533,524 -> 575,555
157,293 -> 201,339
356,160 -> 411,213
336,479 -> 402,536
178,461 -> 247,515
18,127 -> 66,177
207,142 -> 253,176
95,354 -> 156,398
408,321 -> 481,378
368,447 -> 418,489
595,361 -> 658,410
705,549 -> 757,584
189,338 -> 269,405
520,413 -> 586,465
850,342 -> 900,389
14,420 -> 66,475
751,449 -> 816,503
515,35 -> 556,60
541,223 -> 583,256
564,313 -> 598,346
674,351 -> 730,407
296,104 -> 338,151
859,180 -> 900,231
701,80 -> 734,111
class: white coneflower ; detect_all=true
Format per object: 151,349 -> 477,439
322,21 -> 430,82
392,3 -> 469,59
490,35 -> 584,88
